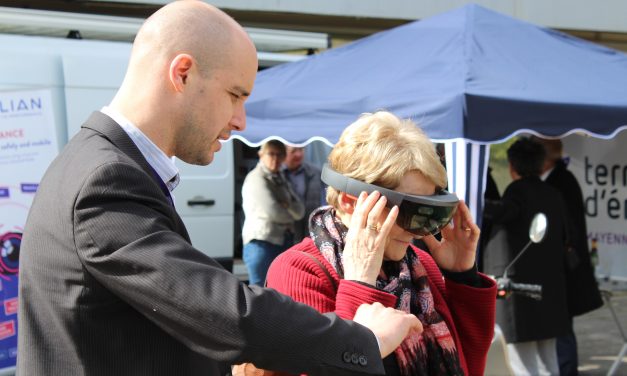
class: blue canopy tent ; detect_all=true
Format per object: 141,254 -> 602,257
234,3 -> 627,223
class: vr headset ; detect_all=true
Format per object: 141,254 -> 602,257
321,164 -> 459,236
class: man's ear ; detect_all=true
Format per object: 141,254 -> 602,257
169,54 -> 194,92
338,192 -> 356,214
508,162 -> 520,181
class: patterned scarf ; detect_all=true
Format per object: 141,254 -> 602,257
309,207 -> 464,376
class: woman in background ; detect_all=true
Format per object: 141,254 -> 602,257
242,140 -> 304,286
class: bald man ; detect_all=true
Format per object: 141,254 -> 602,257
17,2 -> 420,376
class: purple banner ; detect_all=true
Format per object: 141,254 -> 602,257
20,183 -> 38,193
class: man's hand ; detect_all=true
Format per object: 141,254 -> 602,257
353,302 -> 423,358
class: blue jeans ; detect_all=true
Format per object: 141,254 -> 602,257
243,235 -> 292,286
556,331 -> 579,376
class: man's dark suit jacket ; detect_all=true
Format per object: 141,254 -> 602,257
18,112 -> 383,376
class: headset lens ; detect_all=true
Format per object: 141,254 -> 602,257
396,200 -> 457,236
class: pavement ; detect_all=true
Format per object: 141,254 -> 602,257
576,282 -> 627,375
486,280 -> 627,376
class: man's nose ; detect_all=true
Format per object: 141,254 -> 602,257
230,103 -> 246,131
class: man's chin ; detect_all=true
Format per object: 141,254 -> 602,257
201,142 -> 222,165
202,151 -> 215,165
182,151 -> 215,166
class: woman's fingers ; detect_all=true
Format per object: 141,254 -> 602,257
422,234 -> 440,251
367,193 -> 388,229
451,201 -> 466,230
455,200 -> 480,238
432,200 -> 479,272
352,191 -> 380,228
348,192 -> 368,228
378,205 -> 398,238
351,191 -> 393,231
342,191 -> 392,284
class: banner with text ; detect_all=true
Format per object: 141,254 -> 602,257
0,89 -> 58,369
563,130 -> 627,281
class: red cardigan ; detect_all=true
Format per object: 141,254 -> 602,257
266,238 -> 496,376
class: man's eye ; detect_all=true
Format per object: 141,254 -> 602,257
230,92 -> 240,100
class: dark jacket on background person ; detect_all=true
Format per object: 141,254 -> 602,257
483,176 -> 571,343
545,159 -> 603,316
283,162 -> 323,242
478,167 -> 501,272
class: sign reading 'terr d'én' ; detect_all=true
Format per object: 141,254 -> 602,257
564,130 -> 627,282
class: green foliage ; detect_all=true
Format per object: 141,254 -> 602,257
488,136 -> 520,195
490,136 -> 518,161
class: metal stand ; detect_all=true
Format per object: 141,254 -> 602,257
602,290 -> 627,376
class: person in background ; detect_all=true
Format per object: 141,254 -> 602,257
282,145 -> 324,243
483,137 -> 570,376
477,166 -> 501,272
263,111 -> 497,375
242,140 -> 304,286
17,2 -> 423,375
534,137 -> 603,376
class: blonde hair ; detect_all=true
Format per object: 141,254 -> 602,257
326,111 -> 447,210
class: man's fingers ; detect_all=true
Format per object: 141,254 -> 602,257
354,303 -> 424,358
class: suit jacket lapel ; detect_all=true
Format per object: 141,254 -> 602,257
81,111 -> 191,242
82,111 -> 155,177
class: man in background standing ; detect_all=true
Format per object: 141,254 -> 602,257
282,146 -> 324,242
535,137 -> 603,376
242,141 -> 304,286
483,138 -> 570,375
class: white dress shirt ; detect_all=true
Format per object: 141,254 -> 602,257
100,106 -> 180,201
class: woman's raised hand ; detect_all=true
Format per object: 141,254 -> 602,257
342,191 -> 398,285
422,200 -> 480,272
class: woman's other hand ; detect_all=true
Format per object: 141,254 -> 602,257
343,191 -> 398,285
422,200 -> 479,272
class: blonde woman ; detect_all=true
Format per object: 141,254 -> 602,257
266,112 -> 496,375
